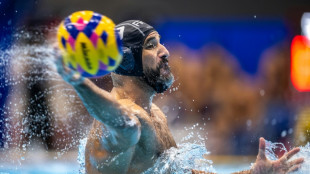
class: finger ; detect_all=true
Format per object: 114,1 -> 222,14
288,158 -> 304,167
285,147 -> 300,160
258,137 -> 266,160
288,164 -> 301,173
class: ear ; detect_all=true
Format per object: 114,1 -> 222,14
119,47 -> 135,72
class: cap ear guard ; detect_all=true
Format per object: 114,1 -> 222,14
119,47 -> 135,72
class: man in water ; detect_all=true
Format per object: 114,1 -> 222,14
56,20 -> 304,174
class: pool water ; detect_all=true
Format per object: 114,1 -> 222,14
0,162 -> 79,174
2,140 -> 310,174
0,161 -> 251,174
0,30 -> 309,174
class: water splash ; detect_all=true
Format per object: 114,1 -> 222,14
264,140 -> 310,173
78,137 -> 87,174
78,138 -> 215,174
143,124 -> 214,174
4,27 -> 310,174
293,143 -> 310,173
0,27 -> 92,168
78,123 -> 215,174
143,143 -> 215,174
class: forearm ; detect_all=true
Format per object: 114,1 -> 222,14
55,58 -> 141,146
74,78 -> 141,147
74,78 -> 132,127
55,57 -> 126,126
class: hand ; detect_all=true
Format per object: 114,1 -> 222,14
54,53 -> 85,86
252,137 -> 304,174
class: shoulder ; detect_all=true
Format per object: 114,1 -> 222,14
151,103 -> 168,121
118,99 -> 149,120
151,103 -> 162,112
118,99 -> 136,108
118,99 -> 145,113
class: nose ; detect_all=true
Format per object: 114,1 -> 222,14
158,43 -> 170,60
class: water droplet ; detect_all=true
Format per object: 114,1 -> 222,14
281,130 -> 287,137
288,128 -> 293,134
4,142 -> 8,149
246,120 -> 252,127
260,89 -> 265,96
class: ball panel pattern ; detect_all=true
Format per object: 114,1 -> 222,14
57,11 -> 122,77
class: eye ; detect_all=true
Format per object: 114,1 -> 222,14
144,39 -> 158,49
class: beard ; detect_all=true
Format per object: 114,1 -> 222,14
142,59 -> 174,93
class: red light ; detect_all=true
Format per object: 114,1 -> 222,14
291,35 -> 310,92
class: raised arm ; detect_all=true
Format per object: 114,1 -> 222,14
54,56 -> 141,148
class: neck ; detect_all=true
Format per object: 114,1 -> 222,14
111,75 -> 155,114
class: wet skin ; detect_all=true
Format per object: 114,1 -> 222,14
84,32 -> 177,173
57,31 -> 177,173
55,31 -> 304,174
85,100 -> 176,174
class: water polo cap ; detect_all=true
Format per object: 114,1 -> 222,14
114,20 -> 155,76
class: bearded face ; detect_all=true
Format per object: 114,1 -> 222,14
143,57 -> 174,93
141,31 -> 174,93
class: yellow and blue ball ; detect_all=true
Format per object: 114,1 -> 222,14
57,11 -> 122,77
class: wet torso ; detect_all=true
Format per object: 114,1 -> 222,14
85,99 -> 177,174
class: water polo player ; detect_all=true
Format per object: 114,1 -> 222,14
55,20 -> 304,174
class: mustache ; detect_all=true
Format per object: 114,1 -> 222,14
158,58 -> 169,69
142,61 -> 174,93
161,57 -> 169,64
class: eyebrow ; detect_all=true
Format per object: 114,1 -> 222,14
144,34 -> 161,46
144,36 -> 157,45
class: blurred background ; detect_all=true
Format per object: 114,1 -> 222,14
1,0 -> 310,173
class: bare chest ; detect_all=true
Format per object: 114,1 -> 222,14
148,111 -> 176,152
128,109 -> 177,172
85,102 -> 177,174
